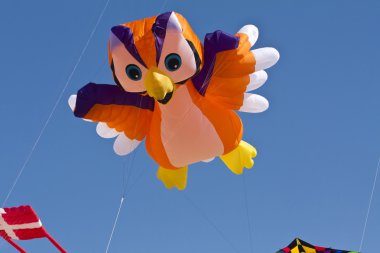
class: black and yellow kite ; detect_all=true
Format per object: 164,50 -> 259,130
276,238 -> 358,253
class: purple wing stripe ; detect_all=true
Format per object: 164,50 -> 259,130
192,30 -> 240,95
111,25 -> 146,67
74,83 -> 155,118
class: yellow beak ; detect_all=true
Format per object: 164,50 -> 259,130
144,68 -> 174,101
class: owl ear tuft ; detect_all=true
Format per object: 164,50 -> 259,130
111,25 -> 130,43
166,12 -> 183,33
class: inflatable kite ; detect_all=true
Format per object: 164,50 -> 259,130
69,11 -> 279,190
276,238 -> 358,253
0,205 -> 66,253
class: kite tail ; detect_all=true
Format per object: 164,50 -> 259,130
4,237 -> 26,253
44,229 -> 67,253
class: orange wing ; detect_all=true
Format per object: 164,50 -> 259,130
191,25 -> 279,114
84,104 -> 152,141
191,31 -> 255,110
72,83 -> 154,141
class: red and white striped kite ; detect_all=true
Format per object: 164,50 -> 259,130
0,205 -> 66,253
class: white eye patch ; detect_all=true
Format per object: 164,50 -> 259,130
157,13 -> 197,83
109,33 -> 147,92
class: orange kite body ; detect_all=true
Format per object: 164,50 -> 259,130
70,11 -> 279,189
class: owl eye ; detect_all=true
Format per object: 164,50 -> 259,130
164,53 -> 182,71
125,64 -> 142,81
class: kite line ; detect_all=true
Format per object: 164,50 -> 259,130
103,1 -> 170,252
359,157 -> 380,252
243,174 -> 254,253
181,191 -> 240,253
105,197 -> 125,253
2,0 -> 111,207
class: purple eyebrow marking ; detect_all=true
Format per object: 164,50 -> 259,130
152,11 -> 172,65
111,25 -> 147,68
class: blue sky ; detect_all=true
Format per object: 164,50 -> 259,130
1,0 -> 379,252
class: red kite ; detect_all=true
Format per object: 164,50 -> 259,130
0,205 -> 66,253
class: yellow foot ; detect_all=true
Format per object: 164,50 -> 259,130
157,166 -> 188,190
220,141 -> 257,175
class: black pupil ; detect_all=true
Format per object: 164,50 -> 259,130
129,68 -> 139,79
168,58 -> 179,69
165,54 -> 181,71
126,65 -> 141,80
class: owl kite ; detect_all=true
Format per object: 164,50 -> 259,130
69,11 -> 279,190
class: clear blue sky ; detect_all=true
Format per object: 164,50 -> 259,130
1,0 -> 379,252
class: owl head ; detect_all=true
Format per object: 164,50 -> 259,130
108,12 -> 202,104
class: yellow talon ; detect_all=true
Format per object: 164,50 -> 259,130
157,166 -> 188,190
220,140 -> 257,175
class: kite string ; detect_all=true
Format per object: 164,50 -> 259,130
122,95 -> 145,196
242,174 -> 254,253
105,197 -> 125,253
103,1 -> 170,252
199,43 -> 256,253
359,157 -> 380,252
121,0 -> 170,199
2,0 -> 112,207
153,35 -> 246,253
102,68 -> 140,253
120,0 -> 170,196
181,192 -> 240,253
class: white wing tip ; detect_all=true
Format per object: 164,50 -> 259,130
69,94 -> 92,121
238,24 -> 259,47
246,70 -> 268,92
252,47 -> 280,71
239,94 -> 269,113
113,134 -> 141,156
68,95 -> 77,111
96,122 -> 119,139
